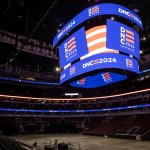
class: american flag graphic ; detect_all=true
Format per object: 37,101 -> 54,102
70,66 -> 76,76
86,25 -> 106,52
125,29 -> 134,44
81,25 -> 118,60
102,72 -> 112,83
66,37 -> 76,52
88,6 -> 100,16
126,58 -> 133,68
77,78 -> 86,85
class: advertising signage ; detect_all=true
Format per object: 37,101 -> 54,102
106,19 -> 140,59
59,27 -> 88,68
60,53 -> 139,84
53,3 -> 143,47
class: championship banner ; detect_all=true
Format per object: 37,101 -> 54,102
17,35 -> 58,59
0,30 -> 16,45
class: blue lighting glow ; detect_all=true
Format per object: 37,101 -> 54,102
0,104 -> 149,113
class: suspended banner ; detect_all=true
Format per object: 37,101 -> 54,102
0,30 -> 16,45
0,30 -> 58,59
17,35 -> 58,59
53,3 -> 143,47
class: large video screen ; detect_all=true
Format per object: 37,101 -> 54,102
70,72 -> 127,88
53,3 -> 143,47
60,53 -> 139,84
54,3 -> 142,88
59,27 -> 88,68
59,20 -> 140,68
106,19 -> 140,59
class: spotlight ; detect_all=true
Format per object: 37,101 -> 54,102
143,37 -> 146,41
55,67 -> 60,72
111,17 -> 115,20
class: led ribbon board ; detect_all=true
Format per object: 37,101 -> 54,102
53,3 -> 143,47
60,53 -> 139,84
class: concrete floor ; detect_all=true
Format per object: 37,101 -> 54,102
11,134 -> 150,150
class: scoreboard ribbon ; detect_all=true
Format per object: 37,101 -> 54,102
53,3 -> 143,47
60,53 -> 139,88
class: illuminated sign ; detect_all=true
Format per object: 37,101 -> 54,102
59,21 -> 140,68
59,27 -> 88,67
70,66 -> 76,76
54,3 -> 142,88
86,25 -> 106,53
70,72 -> 127,88
88,5 -> 100,16
60,74 -> 65,80
120,27 -> 135,49
126,58 -> 133,68
106,19 -> 140,59
77,78 -> 86,85
65,93 -> 79,96
64,37 -> 77,59
57,21 -> 75,40
53,3 -> 143,47
80,25 -> 119,60
60,53 -> 139,84
82,58 -> 117,69
118,8 -> 142,25
102,72 -> 113,83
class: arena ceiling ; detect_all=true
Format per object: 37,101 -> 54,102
0,0 -> 149,44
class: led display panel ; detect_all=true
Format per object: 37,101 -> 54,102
59,27 -> 88,68
54,3 -> 142,88
106,19 -> 140,59
59,21 -> 140,68
70,72 -> 127,88
53,3 -> 143,47
60,53 -> 139,84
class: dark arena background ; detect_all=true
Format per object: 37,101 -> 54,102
0,0 -> 150,150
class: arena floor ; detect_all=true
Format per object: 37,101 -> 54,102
11,134 -> 150,150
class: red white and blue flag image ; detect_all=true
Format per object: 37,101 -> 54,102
88,6 -> 100,16
102,72 -> 113,83
126,58 -> 133,68
77,78 -> 86,85
70,66 -> 76,76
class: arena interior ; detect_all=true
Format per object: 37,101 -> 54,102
0,0 -> 150,150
